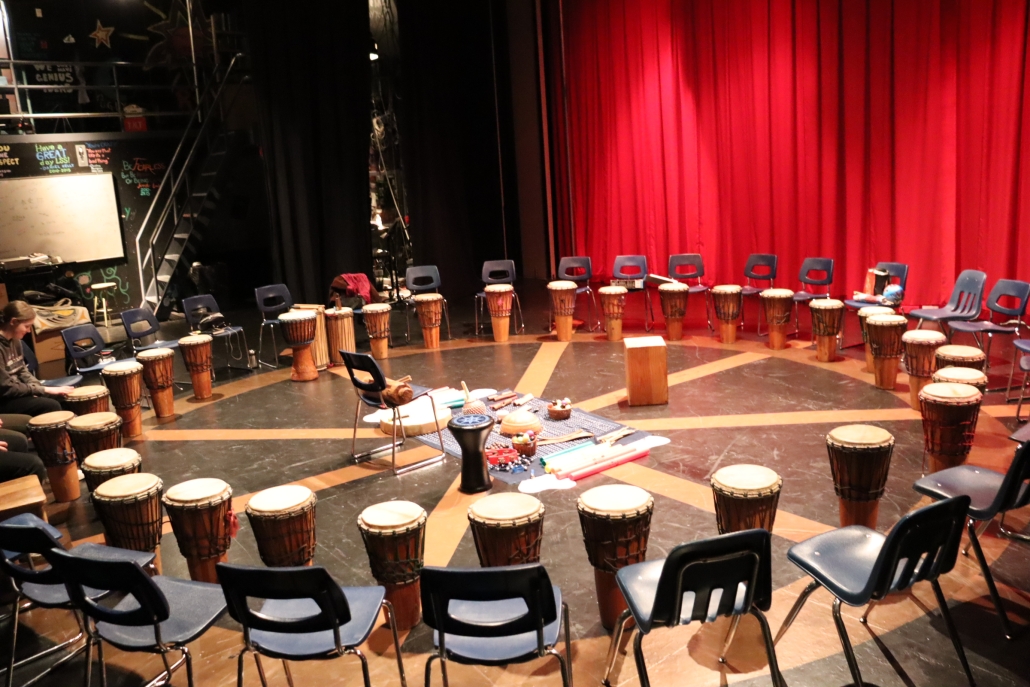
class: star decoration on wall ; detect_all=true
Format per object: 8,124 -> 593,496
89,20 -> 114,49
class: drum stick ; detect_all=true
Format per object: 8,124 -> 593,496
514,394 -> 534,407
552,445 -> 636,479
488,391 -> 518,402
598,427 -> 635,445
537,430 -> 593,446
566,448 -> 650,481
490,398 -> 515,411
546,444 -> 608,474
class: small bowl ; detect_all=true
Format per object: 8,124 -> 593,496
512,437 -> 537,457
547,404 -> 572,421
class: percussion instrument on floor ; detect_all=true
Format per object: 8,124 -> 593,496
163,478 -> 235,583
81,447 -> 141,493
577,484 -> 654,630
325,307 -> 356,364
711,285 -> 742,343
484,284 -> 514,343
178,334 -> 214,400
825,425 -> 894,528
358,500 -> 427,631
933,366 -> 988,394
137,347 -> 176,418
711,464 -> 782,534
919,382 -> 983,474
245,484 -> 317,567
450,414 -> 495,494
92,472 -> 164,573
362,303 -> 393,359
866,314 -> 908,390
936,345 -> 986,373
294,304 -> 330,371
278,310 -> 319,382
858,306 -> 896,372
26,411 -> 78,502
658,282 -> 690,341
760,288 -> 795,350
102,360 -> 144,438
468,492 -> 544,567
902,330 -> 948,408
63,385 -> 110,416
548,280 -> 579,342
414,293 -> 444,349
809,299 -> 844,362
599,286 -> 627,342
66,412 -> 122,462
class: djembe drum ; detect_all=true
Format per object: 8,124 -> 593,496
809,299 -> 844,362
93,473 -> 164,573
178,334 -> 214,400
102,360 -> 144,438
325,307 -> 356,364
658,282 -> 689,341
933,366 -> 988,394
358,500 -> 427,631
484,284 -> 514,342
919,382 -> 983,474
548,280 -> 578,342
26,411 -> 78,502
866,314 -> 908,390
81,447 -> 141,493
577,484 -> 654,630
278,310 -> 319,382
363,303 -> 392,359
163,478 -> 236,583
936,345 -> 987,373
857,306 -> 895,372
413,294 -> 444,349
67,412 -> 122,461
712,285 -> 743,343
825,425 -> 894,528
903,330 -> 948,408
711,464 -> 782,534
246,485 -> 317,567
137,347 -> 176,418
468,493 -> 545,567
294,304 -> 329,370
63,385 -> 109,415
760,288 -> 794,350
599,286 -> 627,342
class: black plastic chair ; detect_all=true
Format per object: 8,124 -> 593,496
255,284 -> 294,369
217,563 -> 406,687
613,255 -> 654,332
741,254 -> 778,334
420,564 -> 572,687
340,351 -> 445,476
601,529 -> 782,687
909,270 -> 987,337
556,257 -> 600,331
60,324 -> 129,375
44,547 -> 226,687
944,279 -> 1030,389
776,496 -> 974,687
913,442 -> 1030,640
474,260 -> 525,337
118,308 -> 181,354
842,262 -> 909,347
668,254 -> 713,331
791,258 -> 834,337
22,345 -> 82,388
182,295 -> 251,371
403,265 -> 452,344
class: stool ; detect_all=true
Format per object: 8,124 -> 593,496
0,476 -> 48,523
624,336 -> 667,406
92,282 -> 117,329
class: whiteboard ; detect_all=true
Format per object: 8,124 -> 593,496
0,174 -> 124,264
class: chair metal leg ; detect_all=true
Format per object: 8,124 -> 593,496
352,648 -> 372,687
966,519 -> 1016,640
424,654 -> 439,687
832,597 -> 864,687
439,655 -> 450,687
382,600 -> 408,687
933,579 -> 976,686
1006,347 -> 1020,402
774,579 -> 820,644
1018,372 -> 1030,422
752,608 -> 786,687
719,614 -> 742,663
282,659 -> 294,687
643,290 -> 655,332
253,653 -> 269,687
443,300 -> 452,341
83,636 -> 93,687
5,609 -> 88,687
588,288 -> 601,332
392,396 -> 446,476
96,638 -> 107,687
184,647 -> 195,687
236,648 -> 247,687
860,599 -> 877,624
352,404 -> 404,461
998,512 -> 1030,542
513,292 -> 526,334
703,291 -> 714,332
962,518 -> 991,557
632,629 -> 650,687
546,649 -> 572,687
5,597 -> 19,687
602,609 -> 633,687
562,601 -> 573,687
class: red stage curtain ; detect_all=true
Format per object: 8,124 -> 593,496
554,0 -> 1030,306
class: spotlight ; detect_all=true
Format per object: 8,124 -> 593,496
370,39 -> 379,61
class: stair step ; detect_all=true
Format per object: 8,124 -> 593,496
146,295 -> 159,304
174,233 -> 190,240
164,253 -> 180,262
156,274 -> 171,283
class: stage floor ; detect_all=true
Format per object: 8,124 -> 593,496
12,299 -> 1030,687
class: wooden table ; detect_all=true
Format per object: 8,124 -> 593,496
0,476 -> 48,522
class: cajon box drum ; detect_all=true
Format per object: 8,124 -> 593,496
162,478 -> 235,583
902,330 -> 948,408
865,314 -> 908,390
919,382 -> 983,474
857,306 -> 895,373
711,285 -> 743,343
92,473 -> 164,573
63,385 -> 110,416
624,336 -> 668,406
658,282 -> 689,341
137,347 -> 176,417
358,501 -> 427,631
599,286 -> 627,342
325,307 -> 356,364
711,464 -> 782,534
246,485 -> 317,568
81,447 -> 142,493
413,294 -> 444,349
809,299 -> 844,362
484,284 -> 514,343
102,360 -> 145,438
178,334 -> 214,400
363,303 -> 392,359
468,493 -> 545,567
66,412 -> 122,462
278,310 -> 319,382
760,289 -> 794,350
27,411 -> 79,502
825,425 -> 894,529
548,280 -> 578,342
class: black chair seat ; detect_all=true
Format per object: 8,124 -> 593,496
688,284 -> 709,294
787,526 -> 886,606
844,298 -> 895,310
2,514 -> 62,560
793,292 -> 827,303
575,285 -> 591,295
909,307 -> 976,322
357,383 -> 432,409
209,325 -> 245,338
741,286 -> 763,296
21,544 -> 154,608
136,339 -> 180,351
914,466 -> 1021,520
435,587 -> 563,666
949,320 -> 1017,335
615,559 -> 664,633
249,587 -> 385,660
97,577 -> 226,651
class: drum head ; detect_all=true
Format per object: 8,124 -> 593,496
83,447 -> 141,470
247,485 -> 314,514
469,492 -> 543,524
809,298 -> 844,309
326,307 -> 354,317
413,293 -> 443,303
66,385 -> 109,401
902,330 -> 947,344
179,334 -> 213,346
164,477 -> 231,504
279,310 -> 315,322
548,280 -> 578,291
711,464 -> 782,496
28,410 -> 75,428
484,284 -> 513,294
102,360 -> 143,375
920,382 -> 982,402
363,303 -> 391,313
857,306 -> 894,319
94,472 -> 161,499
658,282 -> 689,292
936,345 -> 985,361
578,484 -> 653,516
866,314 -> 907,326
712,285 -> 742,294
67,412 -> 120,431
827,425 -> 894,448
933,367 -> 988,385
598,285 -> 627,295
359,500 -> 426,531
137,347 -> 175,360
760,288 -> 794,298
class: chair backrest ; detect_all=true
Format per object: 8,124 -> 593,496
0,516 -> 65,586
945,270 -> 987,317
994,441 -> 1030,513
867,496 -> 970,600
255,284 -> 294,321
406,266 -> 442,293
875,262 -> 909,291
340,351 -> 387,394
743,254 -> 778,284
984,279 -> 1030,321
797,257 -> 834,288
612,255 -> 648,279
119,307 -> 161,345
648,529 -> 771,629
182,295 -> 220,330
60,324 -> 106,363
44,548 -> 170,627
217,564 -> 352,642
481,260 -> 517,286
557,257 -> 592,284
668,254 -> 705,282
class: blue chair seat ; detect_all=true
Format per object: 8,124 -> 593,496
97,576 -> 226,651
21,543 -> 154,607
615,559 -> 664,633
688,284 -> 709,294
787,526 -> 887,606
1015,339 -> 1030,354
1,514 -> 61,561
76,357 -> 135,374
794,292 -> 829,303
42,375 -> 83,388
741,286 -> 763,296
914,467 -> 1022,520
908,307 -> 977,322
844,298 -> 896,310
135,339 -> 180,351
249,587 -> 385,660
949,320 -> 1018,335
435,587 -> 563,666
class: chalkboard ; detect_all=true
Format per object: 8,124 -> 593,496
0,174 -> 124,263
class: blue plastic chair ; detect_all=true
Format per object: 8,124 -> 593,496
216,563 -> 406,687
556,256 -> 600,331
255,284 -> 294,369
909,270 -> 987,337
22,345 -> 82,388
791,257 -> 834,337
182,295 -> 251,371
668,254 -> 713,331
60,324 -> 130,375
741,254 -> 778,333
474,260 -> 525,337
420,564 -> 572,687
403,265 -> 451,344
119,308 -> 181,354
842,262 -> 909,347
776,496 -> 975,687
613,255 -> 655,331
947,279 -> 1030,386
601,529 -> 783,687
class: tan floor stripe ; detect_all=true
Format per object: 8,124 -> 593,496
628,406 -> 922,432
514,341 -> 569,397
143,427 -> 382,441
422,474 -> 492,567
